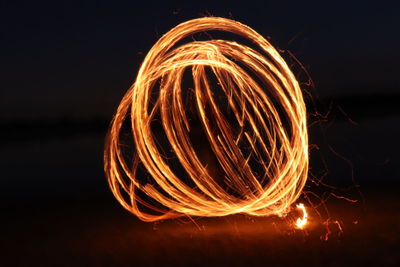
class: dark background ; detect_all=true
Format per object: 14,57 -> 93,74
1,0 -> 399,266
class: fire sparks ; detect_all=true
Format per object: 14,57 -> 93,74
321,219 -> 343,241
295,203 -> 308,229
104,17 -> 309,222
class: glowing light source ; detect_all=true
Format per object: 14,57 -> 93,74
104,17 -> 309,222
295,203 -> 308,229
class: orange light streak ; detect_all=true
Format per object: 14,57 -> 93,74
104,17 -> 309,222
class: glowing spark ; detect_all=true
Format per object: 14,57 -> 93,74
104,17 -> 309,222
321,219 -> 343,240
330,193 -> 358,203
295,203 -> 308,229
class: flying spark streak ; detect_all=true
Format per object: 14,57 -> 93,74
104,17 -> 309,222
321,219 -> 343,240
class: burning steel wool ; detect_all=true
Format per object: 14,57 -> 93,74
104,17 -> 309,223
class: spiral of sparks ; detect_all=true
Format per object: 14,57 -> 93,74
104,17 -> 309,222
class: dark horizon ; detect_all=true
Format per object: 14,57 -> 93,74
1,93 -> 399,143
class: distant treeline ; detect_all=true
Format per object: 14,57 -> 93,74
0,117 -> 108,144
1,94 -> 399,143
311,93 -> 400,122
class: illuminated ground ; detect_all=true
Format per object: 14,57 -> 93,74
1,116 -> 399,266
2,187 -> 398,266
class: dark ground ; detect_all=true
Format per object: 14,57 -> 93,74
1,188 -> 399,266
1,114 -> 399,266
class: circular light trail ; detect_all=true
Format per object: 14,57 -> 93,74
104,17 -> 309,222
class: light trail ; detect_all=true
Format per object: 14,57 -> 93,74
104,17 -> 309,222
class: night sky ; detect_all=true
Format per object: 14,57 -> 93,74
1,1 -> 400,266
1,1 -> 399,119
